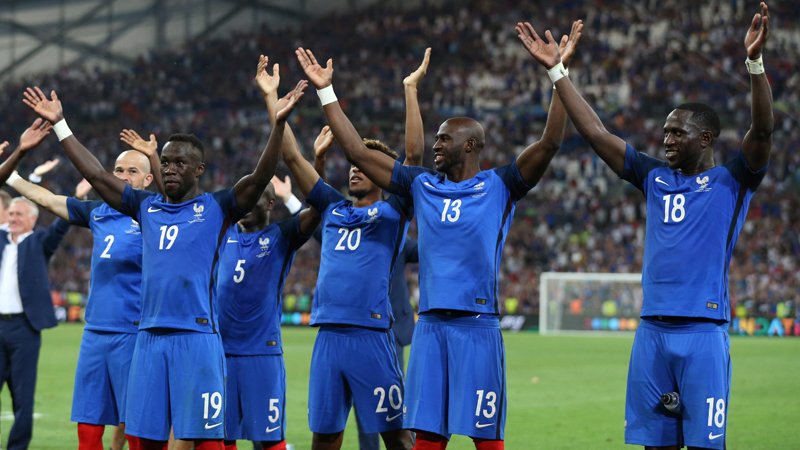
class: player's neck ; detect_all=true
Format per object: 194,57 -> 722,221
353,190 -> 382,207
167,186 -> 203,204
445,160 -> 480,183
679,154 -> 716,176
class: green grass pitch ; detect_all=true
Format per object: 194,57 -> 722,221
2,325 -> 798,449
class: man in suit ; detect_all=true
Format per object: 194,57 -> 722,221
0,120 -> 71,450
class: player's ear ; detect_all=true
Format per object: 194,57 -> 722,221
700,130 -> 714,147
465,137 -> 476,153
195,162 -> 205,178
143,173 -> 154,188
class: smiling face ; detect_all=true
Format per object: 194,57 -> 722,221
160,141 -> 204,200
432,117 -> 484,175
663,109 -> 710,171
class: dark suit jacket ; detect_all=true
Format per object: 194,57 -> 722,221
0,219 -> 70,331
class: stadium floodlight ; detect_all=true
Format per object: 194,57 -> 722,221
539,272 -> 643,335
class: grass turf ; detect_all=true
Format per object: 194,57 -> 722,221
1,325 -> 798,449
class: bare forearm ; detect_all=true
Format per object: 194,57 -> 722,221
313,155 -> 326,180
148,151 -> 165,195
60,136 -> 125,207
404,85 -> 424,166
235,120 -> 285,211
742,73 -> 774,169
0,149 -> 25,185
516,93 -> 566,186
7,177 -> 70,220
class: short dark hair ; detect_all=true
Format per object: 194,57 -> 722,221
167,133 -> 205,159
675,103 -> 721,137
0,190 -> 11,210
362,138 -> 399,160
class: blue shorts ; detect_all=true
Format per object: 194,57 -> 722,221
404,313 -> 506,440
71,330 -> 136,425
308,326 -> 404,434
124,329 -> 226,441
625,319 -> 731,449
225,354 -> 286,441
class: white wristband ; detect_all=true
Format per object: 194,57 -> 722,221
547,62 -> 569,84
7,170 -> 22,185
283,194 -> 303,215
53,119 -> 73,141
27,173 -> 42,184
745,55 -> 764,75
316,85 -> 338,106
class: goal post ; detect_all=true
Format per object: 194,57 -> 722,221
539,272 -> 643,335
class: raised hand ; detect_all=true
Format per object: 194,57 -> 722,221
270,175 -> 292,201
33,158 -> 60,177
276,81 -> 307,121
295,48 -> 333,89
403,48 -> 432,87
0,141 -> 9,156
22,87 -> 64,123
277,80 -> 308,111
559,20 -> 584,66
515,22 -> 562,69
120,129 -> 158,157
255,54 -> 280,97
314,125 -> 335,159
19,117 -> 53,152
745,2 -> 769,59
74,178 -> 93,199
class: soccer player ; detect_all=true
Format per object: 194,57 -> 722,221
517,4 -> 773,449
4,137 -> 155,450
216,56 -> 320,450
21,59 -> 305,449
261,61 -> 414,450
294,19 -> 582,450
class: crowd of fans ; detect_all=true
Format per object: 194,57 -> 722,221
1,0 -> 797,321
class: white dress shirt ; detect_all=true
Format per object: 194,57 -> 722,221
0,231 -> 33,314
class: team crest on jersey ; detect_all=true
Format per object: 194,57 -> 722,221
367,207 -> 379,223
473,181 -> 485,191
257,236 -> 271,258
189,203 -> 205,223
471,181 -> 488,198
695,175 -> 712,192
125,218 -> 141,235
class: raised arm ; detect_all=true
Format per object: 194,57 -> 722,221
120,129 -> 166,195
22,87 -> 127,209
402,47 -> 431,166
517,22 -> 627,176
255,55 -> 321,197
514,20 -> 583,186
0,118 -> 52,185
233,63 -> 306,213
741,2 -> 773,171
295,48 -> 396,189
5,177 -> 72,221
313,125 -> 334,180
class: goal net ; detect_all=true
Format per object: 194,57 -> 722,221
539,272 -> 643,335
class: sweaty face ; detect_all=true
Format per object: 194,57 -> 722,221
663,110 -> 706,170
348,165 -> 378,199
7,202 -> 36,235
114,151 -> 153,190
160,142 -> 204,200
432,121 -> 468,173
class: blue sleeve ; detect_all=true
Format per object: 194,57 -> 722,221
404,237 -> 419,264
620,143 -> 667,192
120,185 -> 155,220
66,198 -> 103,228
313,224 -> 323,244
386,194 -> 414,217
389,161 -> 427,197
212,189 -> 248,222
306,179 -> 345,212
41,218 -> 70,258
723,152 -> 767,191
494,161 -> 534,201
278,216 -> 312,250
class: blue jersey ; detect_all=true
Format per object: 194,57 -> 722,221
389,161 -> 532,314
621,144 -> 766,321
67,199 -> 143,333
306,179 -> 411,329
217,217 -> 310,355
119,185 -> 244,332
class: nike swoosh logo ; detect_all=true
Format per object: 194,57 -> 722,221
147,206 -> 162,213
331,208 -> 344,217
475,422 -> 494,429
265,425 -> 281,433
708,432 -> 724,440
655,176 -> 669,186
204,422 -> 222,430
226,238 -> 238,243
385,412 -> 402,422
93,215 -> 104,221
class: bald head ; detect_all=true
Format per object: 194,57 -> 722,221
114,150 -> 154,190
444,117 -> 485,151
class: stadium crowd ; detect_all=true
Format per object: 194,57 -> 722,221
1,0 -> 797,321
